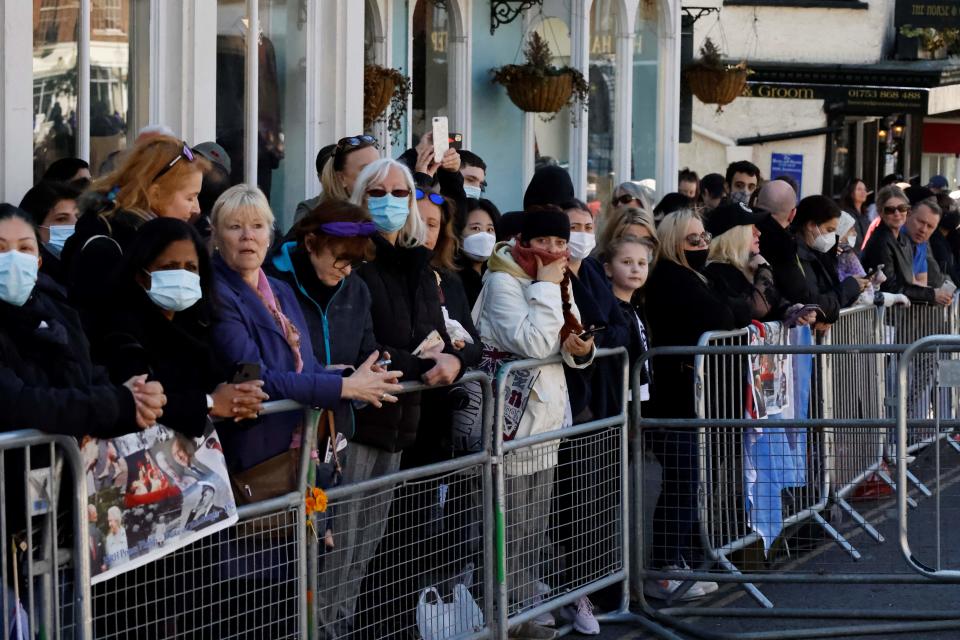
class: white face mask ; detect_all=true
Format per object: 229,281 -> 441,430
463,185 -> 482,200
145,269 -> 202,312
811,226 -> 836,254
461,232 -> 496,261
43,225 -> 75,259
567,231 -> 596,261
0,250 -> 39,307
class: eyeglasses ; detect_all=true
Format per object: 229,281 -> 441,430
613,194 -> 643,207
332,256 -> 363,270
152,142 -> 195,183
883,204 -> 911,215
336,135 -> 377,152
684,231 -> 712,247
367,188 -> 411,198
416,188 -> 445,206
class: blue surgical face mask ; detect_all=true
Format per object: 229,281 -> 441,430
0,250 -> 39,307
145,269 -> 202,312
463,185 -> 482,200
367,194 -> 410,232
43,225 -> 75,259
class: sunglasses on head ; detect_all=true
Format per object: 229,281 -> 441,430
883,204 -> 911,215
415,188 -> 445,206
336,135 -> 377,152
685,231 -> 712,247
153,142 -> 195,183
367,188 -> 411,199
613,194 -> 643,207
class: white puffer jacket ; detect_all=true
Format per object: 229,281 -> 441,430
472,242 -> 594,476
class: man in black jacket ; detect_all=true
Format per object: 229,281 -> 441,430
754,180 -> 808,306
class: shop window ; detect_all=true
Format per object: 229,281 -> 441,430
411,0 -> 450,141
216,0 -> 308,229
631,1 -> 658,184
32,0 -> 147,181
532,16 -> 572,172
587,0 -> 620,207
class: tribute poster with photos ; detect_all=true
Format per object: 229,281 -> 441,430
81,425 -> 238,585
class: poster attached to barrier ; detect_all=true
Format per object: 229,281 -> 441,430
81,425 -> 238,585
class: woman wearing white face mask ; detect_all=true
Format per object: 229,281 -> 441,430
790,195 -> 867,325
0,204 -> 166,437
456,198 -> 501,308
90,217 -> 269,438
18,180 -> 81,288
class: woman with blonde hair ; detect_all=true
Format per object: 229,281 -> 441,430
642,208 -> 734,601
702,202 -> 792,324
62,135 -> 210,308
594,205 -> 659,261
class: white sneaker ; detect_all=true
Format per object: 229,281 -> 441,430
643,566 -> 717,601
567,596 -> 599,635
676,562 -> 718,594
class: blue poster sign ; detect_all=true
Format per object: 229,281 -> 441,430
770,153 -> 803,197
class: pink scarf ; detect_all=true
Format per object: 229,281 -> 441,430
254,269 -> 304,373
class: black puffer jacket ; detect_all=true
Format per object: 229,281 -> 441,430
704,261 -> 786,325
0,275 -> 138,437
354,235 -> 460,452
90,283 -> 225,439
794,241 -> 861,323
861,223 -> 936,305
756,212 -> 807,307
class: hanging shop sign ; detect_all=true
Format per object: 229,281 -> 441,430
895,0 -> 960,29
742,82 -> 928,115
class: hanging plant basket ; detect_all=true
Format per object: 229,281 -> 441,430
503,69 -> 574,113
492,32 -> 589,119
363,64 -> 412,141
685,65 -> 749,107
684,38 -> 752,113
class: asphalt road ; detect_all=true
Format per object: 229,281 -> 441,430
587,439 -> 960,640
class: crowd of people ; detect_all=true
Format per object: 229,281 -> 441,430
3,131 -> 959,639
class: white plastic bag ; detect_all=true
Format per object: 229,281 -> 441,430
415,584 -> 484,640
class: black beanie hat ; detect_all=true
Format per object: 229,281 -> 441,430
520,207 -> 571,242
523,166 -> 575,210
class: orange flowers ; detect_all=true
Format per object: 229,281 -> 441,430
305,486 -> 328,516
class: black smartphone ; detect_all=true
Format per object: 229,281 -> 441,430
448,133 -> 463,150
231,362 -> 261,384
864,264 -> 882,278
579,325 -> 606,340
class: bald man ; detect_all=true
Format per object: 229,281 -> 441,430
754,180 -> 808,306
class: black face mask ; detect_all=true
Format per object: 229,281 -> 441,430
684,249 -> 709,272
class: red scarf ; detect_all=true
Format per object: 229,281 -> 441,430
509,243 -> 583,340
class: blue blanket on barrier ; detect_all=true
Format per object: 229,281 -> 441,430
743,325 -> 812,554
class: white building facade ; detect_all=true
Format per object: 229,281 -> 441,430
1,0 -> 684,229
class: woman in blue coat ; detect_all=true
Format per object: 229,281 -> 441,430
208,185 -> 401,478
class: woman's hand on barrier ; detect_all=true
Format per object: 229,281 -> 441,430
536,256 -> 566,284
210,381 -> 269,421
421,348 -> 462,386
935,290 -> 953,307
562,332 -> 593,358
341,351 -> 402,408
124,375 -> 167,429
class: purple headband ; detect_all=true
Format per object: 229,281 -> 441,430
319,221 -> 377,237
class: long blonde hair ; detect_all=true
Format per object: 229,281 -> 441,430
90,135 -> 209,220
594,206 -> 660,261
350,158 -> 426,248
706,224 -> 753,276
656,208 -> 706,280
320,160 -> 351,203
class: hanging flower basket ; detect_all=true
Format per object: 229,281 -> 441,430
363,64 -> 412,139
492,32 -> 589,119
684,38 -> 752,112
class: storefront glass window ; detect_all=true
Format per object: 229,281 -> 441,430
411,0 -> 449,140
364,0 -> 381,66
587,0 -> 619,207
33,0 -> 79,181
631,1 -> 659,184
216,0 -> 308,230
532,16 -> 571,172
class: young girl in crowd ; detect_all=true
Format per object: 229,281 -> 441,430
18,180 -> 80,287
456,198 -> 501,308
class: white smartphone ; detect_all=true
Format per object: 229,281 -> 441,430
432,116 -> 449,164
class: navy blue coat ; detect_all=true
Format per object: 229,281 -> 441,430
210,253 -> 344,472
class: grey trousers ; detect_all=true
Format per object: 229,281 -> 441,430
505,467 -> 555,608
317,442 -> 402,639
